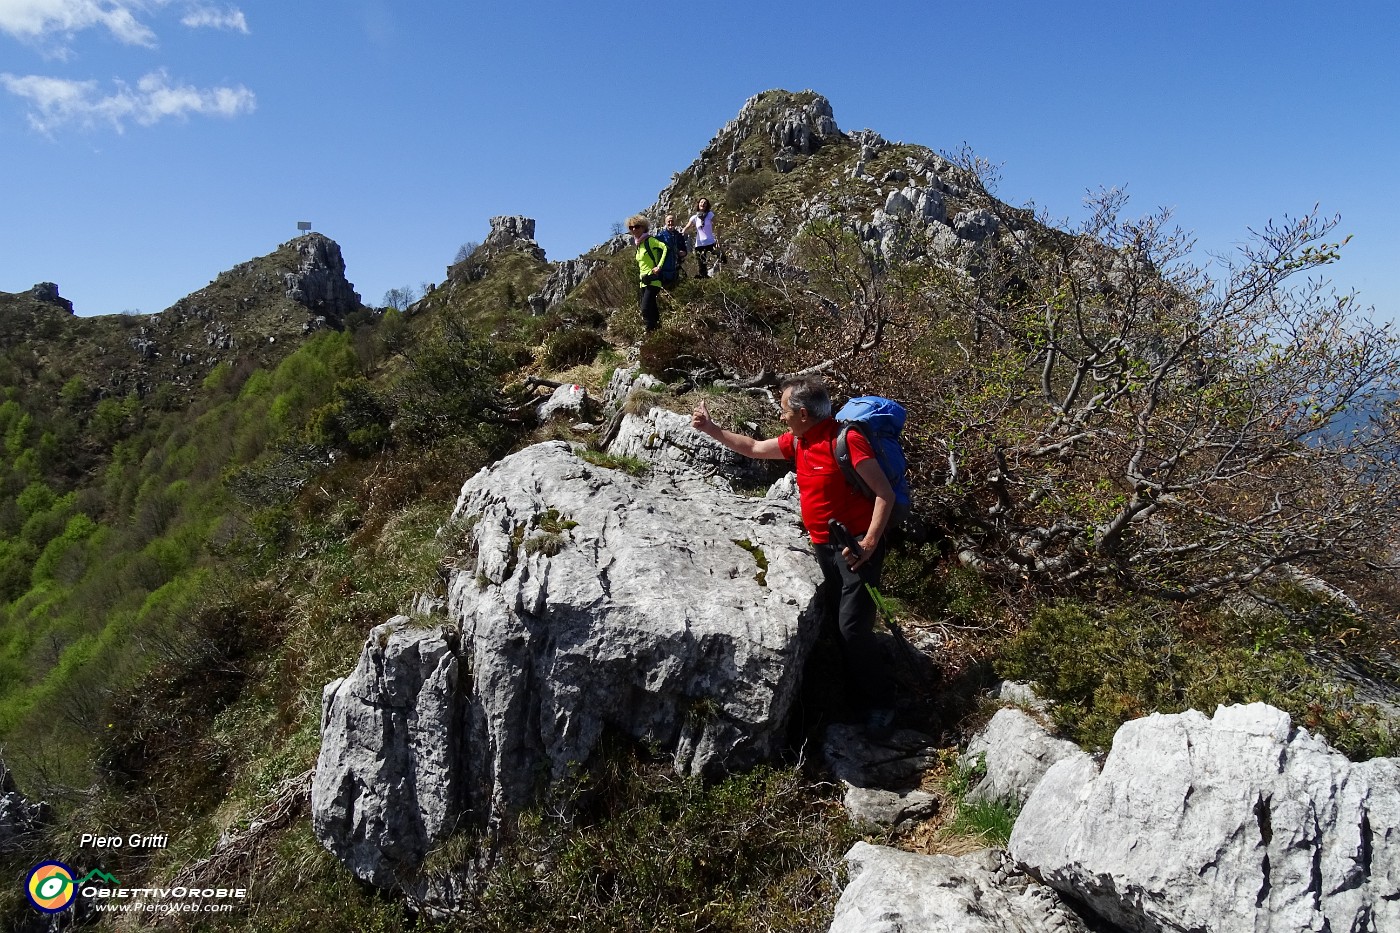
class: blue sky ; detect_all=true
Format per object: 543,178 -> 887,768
2,1 -> 1397,322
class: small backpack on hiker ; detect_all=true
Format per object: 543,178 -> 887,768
833,396 -> 912,526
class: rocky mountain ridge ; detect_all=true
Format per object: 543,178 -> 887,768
0,232 -> 363,403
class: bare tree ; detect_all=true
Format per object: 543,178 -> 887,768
683,182 -> 1399,603
382,285 -> 420,312
927,190 -> 1400,598
452,241 -> 486,282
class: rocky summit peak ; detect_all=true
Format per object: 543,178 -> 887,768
649,89 -> 847,218
280,232 -> 363,322
710,89 -> 841,176
481,215 -> 547,262
23,282 -> 74,314
0,230 -> 370,409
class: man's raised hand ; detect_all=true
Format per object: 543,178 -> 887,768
691,400 -> 713,434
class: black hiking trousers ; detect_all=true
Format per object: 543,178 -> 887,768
813,538 -> 894,712
638,284 -> 661,331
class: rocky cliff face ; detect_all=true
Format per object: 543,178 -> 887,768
714,90 -> 841,176
312,621 -> 464,888
1010,704 -> 1399,933
280,233 -> 363,323
479,215 -> 547,262
21,282 -> 73,314
0,757 -> 47,856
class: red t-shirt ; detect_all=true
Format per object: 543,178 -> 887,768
778,418 -> 876,544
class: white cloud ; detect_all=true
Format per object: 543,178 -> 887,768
180,4 -> 246,33
0,0 -> 163,47
1,68 -> 255,132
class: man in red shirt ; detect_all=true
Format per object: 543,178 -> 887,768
691,376 -> 898,736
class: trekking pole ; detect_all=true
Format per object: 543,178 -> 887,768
827,520 -> 863,560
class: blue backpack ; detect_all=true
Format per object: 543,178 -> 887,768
834,396 -> 911,524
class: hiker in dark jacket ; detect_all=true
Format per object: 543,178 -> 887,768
655,214 -> 688,289
691,375 -> 898,736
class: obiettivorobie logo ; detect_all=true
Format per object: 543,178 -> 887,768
26,862 -> 118,913
26,854 -> 248,916
25,863 -> 122,913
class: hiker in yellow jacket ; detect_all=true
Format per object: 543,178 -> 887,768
628,214 -> 667,333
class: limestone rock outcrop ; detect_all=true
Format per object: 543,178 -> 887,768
953,208 -> 1001,243
673,89 -> 843,190
824,724 -> 940,829
313,441 -> 824,885
481,215 -> 547,262
605,404 -> 783,489
536,383 -> 591,423
527,257 -> 602,315
1010,703 -> 1400,933
281,233 -> 362,321
830,843 -> 1090,933
765,94 -> 840,171
883,185 -> 946,226
962,708 -> 1086,807
600,365 -> 664,419
715,90 -> 840,175
447,442 -> 821,812
24,282 -> 73,314
311,621 -> 464,887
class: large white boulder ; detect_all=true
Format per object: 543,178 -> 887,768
314,441 -> 824,886
607,404 -> 781,489
448,441 -> 821,816
1010,703 -> 1400,933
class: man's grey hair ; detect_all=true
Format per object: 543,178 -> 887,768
781,376 -> 832,420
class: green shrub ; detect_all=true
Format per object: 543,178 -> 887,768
638,325 -> 704,378
725,172 -> 774,210
306,378 -> 393,456
15,480 -> 56,520
1000,599 -> 1399,759
606,305 -> 645,347
202,362 -> 234,393
19,492 -> 75,549
534,508 -> 578,534
31,513 -> 99,584
392,314 -> 512,442
544,327 -> 606,370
